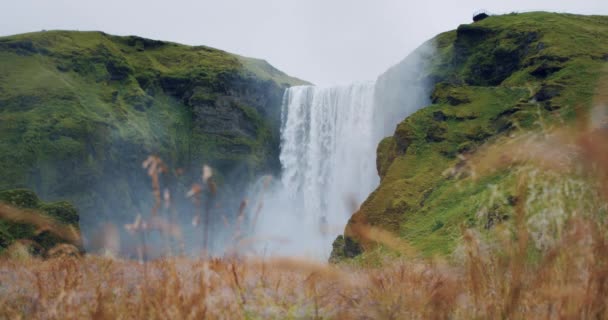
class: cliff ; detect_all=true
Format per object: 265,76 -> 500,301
0,30 -> 307,229
332,12 -> 608,260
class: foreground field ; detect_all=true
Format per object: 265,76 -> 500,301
2,119 -> 608,319
1,212 -> 607,320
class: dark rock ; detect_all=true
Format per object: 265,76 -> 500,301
457,24 -> 493,39
394,121 -> 416,155
425,122 -> 448,142
433,111 -> 447,121
344,236 -> 363,258
376,137 -> 397,179
105,59 -> 132,81
329,235 -> 346,263
493,117 -> 514,134
329,235 -> 363,263
124,36 -> 167,50
534,84 -> 563,101
447,94 -> 470,106
495,106 -> 522,118
135,71 -> 159,91
159,75 -> 191,98
530,62 -> 562,78
543,103 -> 562,111
457,30 -> 539,86
473,12 -> 490,22
1,38 -> 52,56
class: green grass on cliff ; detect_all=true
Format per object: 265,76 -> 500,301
0,30 -> 306,222
345,12 -> 608,258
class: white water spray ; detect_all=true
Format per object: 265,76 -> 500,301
253,83 -> 377,258
252,43 -> 435,259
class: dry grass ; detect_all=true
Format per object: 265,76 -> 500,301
0,127 -> 607,319
2,86 -> 608,319
0,215 -> 606,320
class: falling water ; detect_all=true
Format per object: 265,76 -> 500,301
281,83 -> 379,223
253,82 -> 379,258
252,43 -> 435,259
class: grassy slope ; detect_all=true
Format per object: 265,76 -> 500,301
0,30 -> 306,223
339,12 -> 608,258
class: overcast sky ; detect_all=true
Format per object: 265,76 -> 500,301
1,1 -> 607,86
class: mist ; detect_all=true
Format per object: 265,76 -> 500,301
247,42 -> 437,259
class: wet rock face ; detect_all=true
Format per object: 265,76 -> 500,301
187,75 -> 285,139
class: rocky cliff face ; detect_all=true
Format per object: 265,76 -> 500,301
332,12 -> 608,260
0,31 -> 307,230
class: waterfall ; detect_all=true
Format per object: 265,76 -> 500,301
253,82 -> 379,258
251,43 -> 435,259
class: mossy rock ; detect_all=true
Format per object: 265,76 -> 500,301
431,83 -> 471,105
0,189 -> 41,209
0,188 -> 81,254
39,201 -> 79,224
329,235 -> 363,263
376,137 -> 397,179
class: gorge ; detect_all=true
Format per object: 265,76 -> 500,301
1,12 -> 607,262
3,6 -> 608,318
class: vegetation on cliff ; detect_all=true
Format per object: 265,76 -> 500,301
333,12 -> 608,259
0,30 -> 306,227
1,11 -> 608,319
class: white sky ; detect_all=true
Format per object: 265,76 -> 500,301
1,1 -> 607,86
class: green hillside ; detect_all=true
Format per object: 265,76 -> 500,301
332,12 -> 608,260
0,30 -> 306,226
